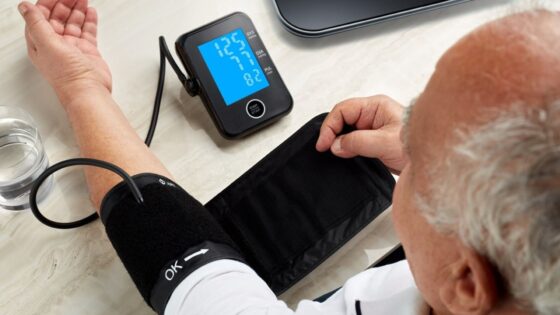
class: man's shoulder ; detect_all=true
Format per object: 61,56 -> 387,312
343,260 -> 416,301
345,261 -> 429,315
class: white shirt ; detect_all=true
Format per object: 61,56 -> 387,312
165,260 -> 430,315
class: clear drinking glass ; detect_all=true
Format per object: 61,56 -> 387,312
0,106 -> 52,210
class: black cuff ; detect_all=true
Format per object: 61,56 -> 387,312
100,174 -> 244,313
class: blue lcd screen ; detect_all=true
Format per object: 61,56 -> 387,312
198,29 -> 270,106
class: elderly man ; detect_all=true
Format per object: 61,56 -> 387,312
18,0 -> 559,315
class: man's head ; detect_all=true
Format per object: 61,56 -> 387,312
392,9 -> 560,315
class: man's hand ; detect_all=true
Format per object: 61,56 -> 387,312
316,95 -> 407,174
19,0 -> 111,108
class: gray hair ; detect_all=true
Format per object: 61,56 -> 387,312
417,101 -> 560,315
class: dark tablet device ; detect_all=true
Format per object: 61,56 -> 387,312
273,0 -> 472,37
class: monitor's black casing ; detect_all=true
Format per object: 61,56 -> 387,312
273,0 -> 472,37
176,12 -> 293,139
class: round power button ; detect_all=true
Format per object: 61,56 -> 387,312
246,99 -> 266,119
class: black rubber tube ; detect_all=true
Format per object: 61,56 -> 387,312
30,158 -> 144,229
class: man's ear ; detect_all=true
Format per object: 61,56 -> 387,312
438,243 -> 499,315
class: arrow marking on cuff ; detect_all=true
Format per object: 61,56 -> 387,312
184,249 -> 209,263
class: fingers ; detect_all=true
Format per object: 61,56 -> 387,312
36,0 -> 57,12
48,0 -> 77,34
330,130 -> 392,158
315,97 -> 377,152
81,7 -> 97,45
19,1 -> 56,48
36,0 -> 56,19
64,0 -> 87,36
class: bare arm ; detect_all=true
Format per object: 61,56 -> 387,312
65,89 -> 172,210
19,0 -> 172,211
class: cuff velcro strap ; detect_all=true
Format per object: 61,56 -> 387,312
100,174 -> 243,312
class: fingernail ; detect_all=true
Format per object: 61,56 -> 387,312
332,138 -> 342,152
18,3 -> 27,16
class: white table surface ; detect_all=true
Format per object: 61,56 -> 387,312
1,0 -> 552,314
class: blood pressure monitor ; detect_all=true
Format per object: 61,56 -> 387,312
176,12 -> 293,138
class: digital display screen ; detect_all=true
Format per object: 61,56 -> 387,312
198,29 -> 270,106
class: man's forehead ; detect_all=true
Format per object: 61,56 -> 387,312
401,99 -> 416,156
404,89 -> 466,174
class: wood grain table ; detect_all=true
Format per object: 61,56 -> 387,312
1,0 -> 553,314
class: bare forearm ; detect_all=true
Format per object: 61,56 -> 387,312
64,88 -> 172,211
18,1 -> 172,212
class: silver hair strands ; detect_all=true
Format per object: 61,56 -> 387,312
418,100 -> 560,315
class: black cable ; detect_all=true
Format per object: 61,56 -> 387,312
145,36 -> 197,146
159,36 -> 189,88
144,38 -> 167,146
30,158 -> 144,229
29,36 -> 194,229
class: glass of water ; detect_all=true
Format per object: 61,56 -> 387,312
0,106 -> 52,210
